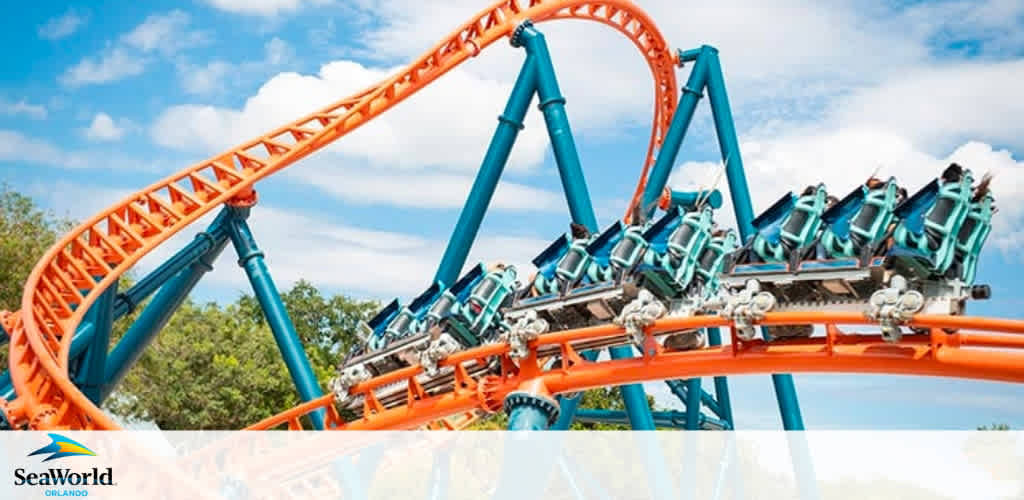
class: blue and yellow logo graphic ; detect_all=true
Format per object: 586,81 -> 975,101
27,434 -> 97,462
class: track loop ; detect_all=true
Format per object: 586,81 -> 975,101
8,0 -> 679,430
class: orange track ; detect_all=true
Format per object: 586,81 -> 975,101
3,0 -> 678,430
246,312 -> 1024,430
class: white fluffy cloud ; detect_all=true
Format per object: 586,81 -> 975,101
60,10 -> 208,87
121,10 -> 208,55
0,98 -> 47,119
152,59 -> 551,173
37,8 -> 87,40
84,112 -> 128,141
177,37 -> 295,95
129,204 -> 545,298
60,48 -> 148,87
201,0 -> 332,16
671,131 -> 1024,253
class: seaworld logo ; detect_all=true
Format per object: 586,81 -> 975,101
28,434 -> 97,462
13,434 -> 115,488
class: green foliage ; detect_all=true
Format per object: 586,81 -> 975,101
977,423 -> 1011,430
104,281 -> 376,430
0,183 -> 75,369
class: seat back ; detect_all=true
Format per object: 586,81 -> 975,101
953,192 -> 995,283
585,221 -> 625,271
778,184 -> 829,250
695,230 -> 739,297
751,192 -> 796,245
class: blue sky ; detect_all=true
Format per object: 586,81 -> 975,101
2,0 -> 1024,429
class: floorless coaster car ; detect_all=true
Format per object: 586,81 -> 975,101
332,264 -> 513,408
442,264 -> 519,347
511,221 -> 632,331
509,207 -> 703,331
340,264 -> 488,376
721,169 -> 992,340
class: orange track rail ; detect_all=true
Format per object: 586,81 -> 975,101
3,0 -> 679,430
246,312 -> 1024,430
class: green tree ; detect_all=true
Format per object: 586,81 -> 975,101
104,284 -> 375,429
977,423 -> 1011,430
0,183 -> 74,369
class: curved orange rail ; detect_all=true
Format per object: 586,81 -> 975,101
246,312 -> 1024,430
4,0 -> 679,430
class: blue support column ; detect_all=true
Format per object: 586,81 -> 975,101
515,21 -> 598,231
434,57 -> 537,285
706,327 -> 734,424
702,46 -> 805,429
227,205 -> 325,429
608,345 -> 656,430
505,389 -> 560,430
640,50 -> 710,213
684,377 -> 703,430
665,378 -> 725,420
77,280 -> 117,403
703,45 -> 755,237
574,409 -> 730,430
101,213 -> 231,401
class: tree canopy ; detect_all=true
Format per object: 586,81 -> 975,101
103,281 -> 376,429
1,183 -> 75,369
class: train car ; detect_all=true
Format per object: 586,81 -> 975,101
509,222 -> 630,330
443,264 -> 519,347
331,263 -> 500,408
720,165 -> 993,342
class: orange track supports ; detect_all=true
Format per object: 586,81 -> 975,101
245,312 -> 1024,431
4,0 -> 679,430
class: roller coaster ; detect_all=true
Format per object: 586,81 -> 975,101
2,0 -> 1022,436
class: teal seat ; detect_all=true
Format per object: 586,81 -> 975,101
820,178 -> 903,259
448,265 -> 518,345
529,234 -> 571,296
952,187 -> 994,284
664,207 -> 715,290
892,164 -> 973,276
752,184 -> 829,263
608,224 -> 649,276
694,229 -> 739,298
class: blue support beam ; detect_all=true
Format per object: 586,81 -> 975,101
684,377 -> 703,430
227,205 -> 325,429
77,280 -> 117,403
706,327 -> 734,424
505,390 -> 559,430
434,55 -> 536,285
664,189 -> 723,211
515,21 -> 598,231
100,211 -> 231,401
574,408 -> 731,430
550,350 -> 599,429
665,377 -> 725,420
700,45 -> 805,429
703,45 -> 755,237
608,345 -> 656,430
640,50 -> 710,213
2,211 -> 234,402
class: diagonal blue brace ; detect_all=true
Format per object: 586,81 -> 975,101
434,55 -> 536,285
515,20 -> 654,430
76,279 -> 117,403
227,204 -> 325,429
100,209 -> 233,401
639,45 -> 807,431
